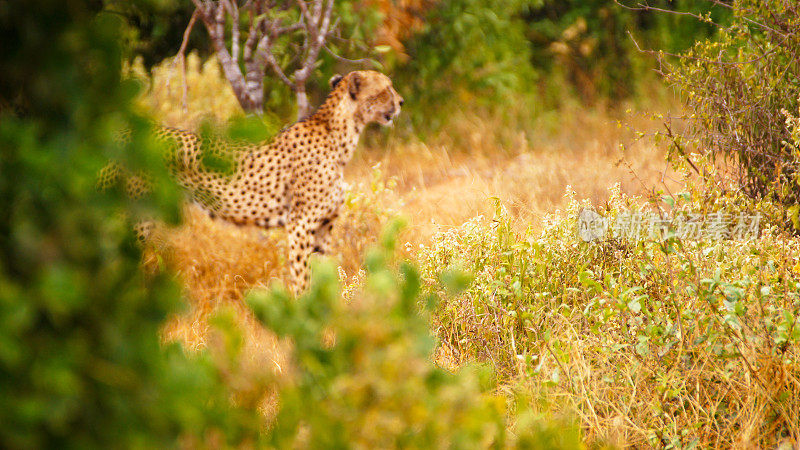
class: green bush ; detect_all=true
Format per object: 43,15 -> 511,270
525,0 -> 727,102
0,2 -> 264,446
394,0 -> 536,133
385,0 -> 727,139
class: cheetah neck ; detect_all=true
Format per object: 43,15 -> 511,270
307,86 -> 365,164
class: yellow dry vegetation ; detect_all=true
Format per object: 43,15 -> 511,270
126,53 -> 243,129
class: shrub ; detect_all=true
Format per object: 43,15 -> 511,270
0,2 -> 265,446
662,0 -> 800,229
386,0 -> 726,140
526,0 -> 726,103
391,0 -> 536,134
419,191 -> 800,447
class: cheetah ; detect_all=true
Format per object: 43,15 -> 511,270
101,70 -> 403,293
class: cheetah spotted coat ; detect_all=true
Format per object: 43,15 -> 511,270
100,70 -> 403,293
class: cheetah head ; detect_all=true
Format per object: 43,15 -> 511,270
330,70 -> 403,126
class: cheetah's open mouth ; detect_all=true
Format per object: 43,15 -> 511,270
383,113 -> 393,123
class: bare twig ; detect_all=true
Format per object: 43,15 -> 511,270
617,0 -> 789,38
323,45 -> 375,65
663,121 -> 702,177
613,0 -> 726,28
627,30 -> 784,68
256,35 -> 294,88
175,9 -> 199,62
172,8 -> 199,112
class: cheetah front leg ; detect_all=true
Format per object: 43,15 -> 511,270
288,214 -> 339,294
286,170 -> 343,294
287,224 -> 313,295
312,217 -> 335,255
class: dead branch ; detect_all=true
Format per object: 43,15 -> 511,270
171,8 -> 199,112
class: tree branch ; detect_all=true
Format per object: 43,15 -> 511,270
256,35 -> 294,88
222,0 -> 241,63
613,0 -> 726,28
296,0 -> 312,31
184,0 -> 355,116
323,45 -> 375,66
294,0 -> 332,83
627,30 -> 784,67
193,0 -> 251,110
276,22 -> 304,34
614,0 -> 789,38
170,8 -> 199,112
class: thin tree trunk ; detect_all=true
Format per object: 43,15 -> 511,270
295,85 -> 310,120
244,60 -> 265,114
195,1 -> 259,113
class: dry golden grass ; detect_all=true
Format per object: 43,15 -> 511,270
355,105 -> 681,245
127,53 -> 243,129
147,207 -> 288,374
431,230 -> 800,448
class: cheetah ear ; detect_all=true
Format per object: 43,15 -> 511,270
348,73 -> 361,100
329,74 -> 343,89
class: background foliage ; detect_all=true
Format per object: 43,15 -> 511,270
112,0 -> 728,134
524,0 -> 726,102
0,1 -> 583,446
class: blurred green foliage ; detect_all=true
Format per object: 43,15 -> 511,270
0,4 -> 584,446
524,0 -> 727,101
105,0 -> 213,67
394,0 -> 536,132
0,1 -> 264,446
390,0 -> 729,136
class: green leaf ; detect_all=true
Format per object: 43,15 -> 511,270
789,204 -> 800,231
